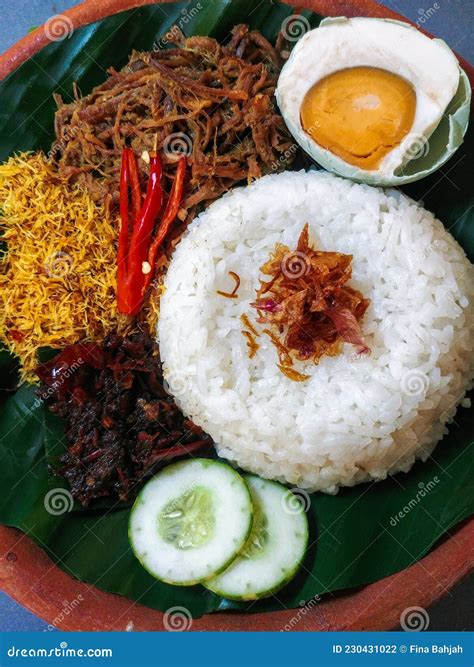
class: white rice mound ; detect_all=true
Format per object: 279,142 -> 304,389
158,171 -> 474,493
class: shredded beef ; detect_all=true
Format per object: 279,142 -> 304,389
54,24 -> 296,247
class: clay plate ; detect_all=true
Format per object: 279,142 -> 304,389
0,0 -> 472,631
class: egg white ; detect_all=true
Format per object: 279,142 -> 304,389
276,17 -> 462,184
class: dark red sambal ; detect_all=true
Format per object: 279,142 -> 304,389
37,332 -> 212,506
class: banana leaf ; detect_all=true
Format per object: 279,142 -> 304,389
0,0 -> 472,618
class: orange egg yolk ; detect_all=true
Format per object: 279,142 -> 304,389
300,66 -> 416,170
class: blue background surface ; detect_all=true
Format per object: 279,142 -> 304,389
0,0 -> 472,633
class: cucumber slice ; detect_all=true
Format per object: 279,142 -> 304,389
129,459 -> 253,586
205,475 -> 309,600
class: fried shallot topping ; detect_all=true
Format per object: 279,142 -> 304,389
217,271 -> 241,299
251,224 -> 370,370
240,314 -> 260,358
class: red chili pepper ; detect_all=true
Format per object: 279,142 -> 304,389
83,448 -> 107,463
116,149 -> 186,316
126,154 -> 163,313
152,439 -> 210,462
9,329 -> 24,342
143,155 -> 186,294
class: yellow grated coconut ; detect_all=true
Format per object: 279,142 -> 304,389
0,152 -> 158,382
